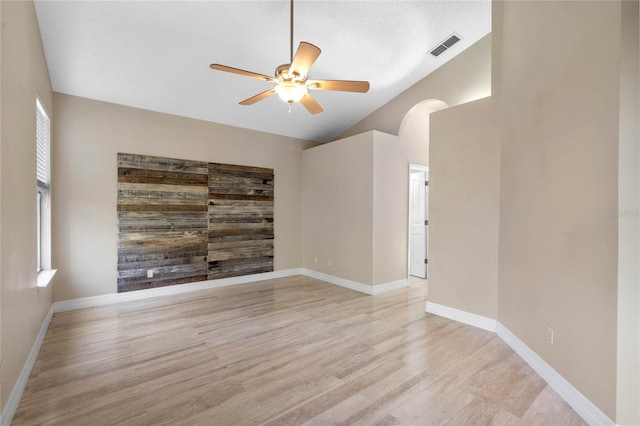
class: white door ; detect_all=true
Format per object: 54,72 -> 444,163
409,171 -> 427,278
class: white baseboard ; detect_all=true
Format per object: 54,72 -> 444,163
496,323 -> 615,426
425,301 -> 497,332
53,268 -> 303,313
371,279 -> 409,295
302,269 -> 373,294
1,305 -> 55,426
53,268 -> 408,314
301,269 -> 408,295
53,269 -> 409,314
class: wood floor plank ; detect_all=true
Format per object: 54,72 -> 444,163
12,276 -> 585,426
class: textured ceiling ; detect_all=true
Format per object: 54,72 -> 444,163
34,0 -> 491,142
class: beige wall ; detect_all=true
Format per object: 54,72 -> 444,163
428,97 -> 499,319
302,130 -> 413,288
372,131 -> 408,286
616,1 -> 640,423
302,132 -> 375,285
497,1 -> 621,418
425,1 -> 636,420
0,0 -> 53,410
52,94 -> 316,301
337,34 -> 492,140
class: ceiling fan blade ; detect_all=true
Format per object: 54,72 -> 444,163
290,42 -> 321,77
300,93 -> 324,115
239,88 -> 277,105
307,79 -> 370,93
210,64 -> 275,82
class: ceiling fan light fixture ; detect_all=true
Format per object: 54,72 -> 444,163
275,82 -> 307,103
209,0 -> 368,114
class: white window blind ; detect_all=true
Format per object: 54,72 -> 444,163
36,99 -> 50,189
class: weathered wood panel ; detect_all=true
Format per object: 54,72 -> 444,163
117,153 -> 209,292
117,153 -> 274,292
207,162 -> 274,280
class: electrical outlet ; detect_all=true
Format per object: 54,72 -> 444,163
146,270 -> 154,278
546,326 -> 554,346
327,259 -> 332,266
314,256 -> 318,264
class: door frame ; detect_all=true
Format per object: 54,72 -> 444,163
408,163 -> 429,280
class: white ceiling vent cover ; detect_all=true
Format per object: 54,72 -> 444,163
429,33 -> 462,57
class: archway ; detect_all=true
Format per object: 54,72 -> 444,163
399,99 -> 448,282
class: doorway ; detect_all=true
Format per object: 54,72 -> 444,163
408,164 -> 428,279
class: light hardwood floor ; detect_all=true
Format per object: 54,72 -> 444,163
13,276 -> 585,425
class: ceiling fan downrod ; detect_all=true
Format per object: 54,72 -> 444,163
289,0 -> 294,63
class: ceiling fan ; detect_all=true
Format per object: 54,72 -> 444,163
209,0 -> 369,115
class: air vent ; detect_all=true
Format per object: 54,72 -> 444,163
429,33 -> 462,57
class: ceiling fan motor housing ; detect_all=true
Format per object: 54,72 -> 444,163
276,64 -> 306,83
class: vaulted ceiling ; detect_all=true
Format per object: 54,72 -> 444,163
34,0 -> 491,142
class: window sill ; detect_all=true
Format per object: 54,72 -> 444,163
37,269 -> 57,288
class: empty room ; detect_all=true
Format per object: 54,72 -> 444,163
1,0 -> 638,425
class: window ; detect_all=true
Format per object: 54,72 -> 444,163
36,98 -> 55,286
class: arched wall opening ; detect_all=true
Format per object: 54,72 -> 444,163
399,99 -> 449,165
399,99 -> 448,281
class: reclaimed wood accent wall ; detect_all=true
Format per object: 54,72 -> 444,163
117,153 -> 274,293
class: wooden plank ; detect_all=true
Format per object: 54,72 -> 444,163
118,168 -> 208,185
118,182 -> 209,194
118,253 -> 207,267
118,198 -> 206,206
117,263 -> 208,279
118,153 -> 208,174
209,170 -> 274,181
207,246 -> 274,262
208,234 -> 274,243
119,230 -> 208,241
208,193 -> 274,202
118,256 -> 207,271
117,270 -> 208,285
208,162 -> 273,175
118,204 -> 208,212
208,261 -> 273,275
118,211 -> 207,218
118,190 -> 207,200
117,161 -> 208,175
118,243 -> 207,257
207,266 -> 273,280
208,229 -> 274,238
208,175 -> 274,186
208,183 -> 274,193
118,212 -> 208,230
208,263 -> 274,276
208,187 -> 274,197
118,236 -> 208,249
208,212 -> 274,219
207,256 -> 273,268
208,199 -> 273,207
207,239 -> 273,251
208,205 -> 274,213
208,222 -> 273,231
208,217 -> 273,225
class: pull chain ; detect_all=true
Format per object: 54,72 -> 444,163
288,103 -> 293,118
